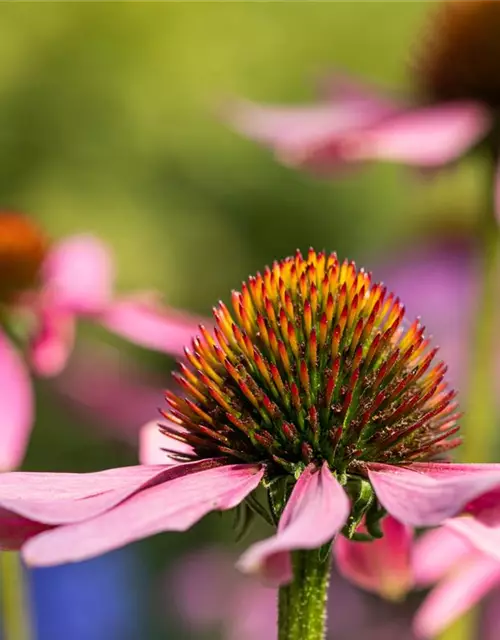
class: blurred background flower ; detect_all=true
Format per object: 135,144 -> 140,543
0,2 -> 496,638
167,547 -> 417,640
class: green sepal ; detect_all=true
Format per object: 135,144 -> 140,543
341,476 -> 375,539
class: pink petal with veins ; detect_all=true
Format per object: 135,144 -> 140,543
237,463 -> 349,586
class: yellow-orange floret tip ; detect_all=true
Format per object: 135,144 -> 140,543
162,249 -> 461,477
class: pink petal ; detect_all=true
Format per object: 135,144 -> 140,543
29,307 -> 75,377
341,102 -> 491,166
54,343 -> 166,444
414,554 -> 500,639
368,463 -> 500,527
319,72 -> 400,108
0,332 -> 34,470
445,517 -> 500,563
495,156 -> 500,224
412,526 -> 474,587
237,463 -> 349,586
0,464 -> 184,525
22,463 -> 263,566
406,461 -> 500,478
99,296 -> 203,357
42,235 -> 114,314
0,509 -> 51,550
225,91 -> 398,171
335,515 -> 413,600
139,420 -> 194,464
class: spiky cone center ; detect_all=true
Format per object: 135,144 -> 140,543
0,213 -> 48,303
416,0 -> 500,107
163,249 -> 460,490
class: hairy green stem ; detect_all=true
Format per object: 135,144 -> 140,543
0,552 -> 31,640
278,546 -> 331,640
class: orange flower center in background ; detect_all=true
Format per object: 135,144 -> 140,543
0,213 -> 48,302
416,0 -> 500,107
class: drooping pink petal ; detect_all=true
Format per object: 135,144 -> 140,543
414,554 -> 500,639
139,420 -> 194,464
22,463 -> 263,566
406,461 -> 500,478
335,515 -> 413,600
0,331 -> 34,470
225,92 -> 398,171
368,463 -> 500,527
42,235 -> 114,314
412,526 -> 473,587
0,463 -> 187,525
29,307 -> 75,377
99,296 -> 203,357
237,463 -> 349,586
445,517 -> 500,563
340,102 -> 491,166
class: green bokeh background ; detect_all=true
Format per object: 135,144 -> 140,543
2,3 -> 485,638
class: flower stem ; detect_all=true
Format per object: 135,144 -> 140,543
0,552 -> 31,640
462,202 -> 500,463
278,545 -> 331,640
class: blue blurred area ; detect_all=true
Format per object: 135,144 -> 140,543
29,548 -> 146,640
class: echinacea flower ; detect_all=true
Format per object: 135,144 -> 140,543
1,249 -> 500,580
227,2 -> 500,214
0,213 -> 201,470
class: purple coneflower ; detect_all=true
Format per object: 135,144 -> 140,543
1,249 -> 500,639
0,212 -> 201,470
227,1 -> 500,215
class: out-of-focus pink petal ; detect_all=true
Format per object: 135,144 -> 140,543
376,239 -> 477,393
170,548 -> 236,628
319,72 -> 401,109
237,463 -> 349,586
0,332 -> 33,470
225,94 -> 398,169
495,155 -> 500,224
335,516 -> 413,600
100,296 -> 203,357
414,554 -> 500,639
140,421 -> 194,464
0,509 -> 51,550
368,463 -> 500,526
42,235 -> 114,314
29,308 -> 75,377
22,463 -> 263,566
445,517 -> 500,562
412,526 -> 473,587
54,344 -> 165,444
341,102 -> 491,166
